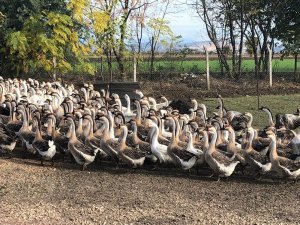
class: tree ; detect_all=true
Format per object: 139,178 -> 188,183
2,0 -> 94,78
274,0 -> 300,80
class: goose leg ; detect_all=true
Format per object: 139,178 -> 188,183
51,158 -> 55,166
40,157 -> 44,166
81,164 -> 86,171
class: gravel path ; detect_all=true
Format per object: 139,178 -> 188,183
0,154 -> 299,225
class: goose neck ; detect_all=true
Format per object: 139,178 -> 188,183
269,136 -> 278,161
208,130 -> 217,153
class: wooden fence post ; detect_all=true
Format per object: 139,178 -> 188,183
204,47 -> 210,90
267,45 -> 272,87
133,55 -> 137,82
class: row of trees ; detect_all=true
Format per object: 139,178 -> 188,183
192,0 -> 300,80
0,0 -> 178,80
0,0 -> 299,81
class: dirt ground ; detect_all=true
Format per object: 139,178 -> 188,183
1,150 -> 300,225
141,75 -> 300,100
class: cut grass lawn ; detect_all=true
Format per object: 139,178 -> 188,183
201,93 -> 300,128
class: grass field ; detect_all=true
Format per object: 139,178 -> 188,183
93,58 -> 297,75
201,93 -> 300,128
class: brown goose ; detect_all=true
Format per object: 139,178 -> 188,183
32,116 -> 56,165
205,126 -> 240,181
66,116 -> 97,170
268,131 -> 300,182
117,125 -> 146,168
47,114 -> 71,160
99,116 -> 120,163
165,116 -> 199,170
225,126 -> 246,165
82,114 -> 107,159
0,126 -> 17,158
17,106 -> 36,154
243,127 -> 272,176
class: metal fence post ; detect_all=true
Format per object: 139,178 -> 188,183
267,45 -> 272,87
204,47 -> 210,90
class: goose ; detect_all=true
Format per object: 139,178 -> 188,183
32,116 -> 56,166
66,116 -> 97,170
123,94 -> 136,120
99,116 -> 120,164
0,126 -> 17,158
5,101 -> 22,136
268,131 -> 300,182
259,107 -> 275,128
166,116 -> 200,170
82,114 -> 107,159
47,114 -> 71,161
185,131 -> 203,155
0,100 -> 11,124
225,126 -> 246,165
117,125 -> 147,168
149,121 -> 173,164
205,126 -> 240,181
17,106 -> 36,154
243,128 -> 272,177
280,111 -> 300,130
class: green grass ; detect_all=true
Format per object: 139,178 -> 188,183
200,93 -> 300,128
92,58 -> 296,75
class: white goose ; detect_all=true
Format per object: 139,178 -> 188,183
149,121 -> 173,164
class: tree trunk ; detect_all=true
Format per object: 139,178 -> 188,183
294,53 -> 298,81
149,36 -> 155,80
237,0 -> 245,80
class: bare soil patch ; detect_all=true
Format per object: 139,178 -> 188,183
0,150 -> 299,225
141,76 -> 300,100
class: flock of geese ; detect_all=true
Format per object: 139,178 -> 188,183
0,77 -> 300,182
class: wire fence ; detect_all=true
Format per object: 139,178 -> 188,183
88,55 -> 300,97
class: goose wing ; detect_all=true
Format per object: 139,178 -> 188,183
21,131 -> 35,144
122,146 -> 146,159
32,140 -> 50,152
247,150 -> 269,164
172,146 -> 195,161
55,135 -> 69,149
73,141 -> 95,156
88,137 -> 101,148
278,157 -> 300,172
0,128 -> 14,144
106,139 -> 119,149
212,151 -> 237,166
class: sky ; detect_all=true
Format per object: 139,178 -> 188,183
164,6 -> 209,43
